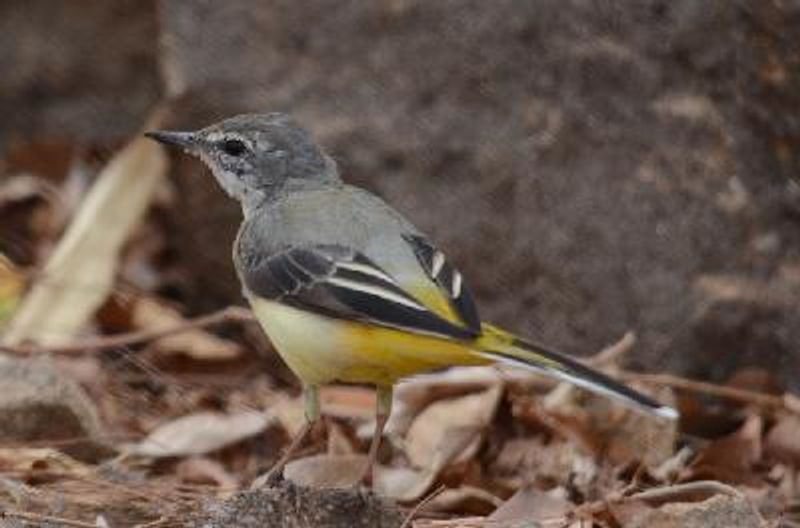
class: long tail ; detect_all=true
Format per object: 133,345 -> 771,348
475,325 -> 678,420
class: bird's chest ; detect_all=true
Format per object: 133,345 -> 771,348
248,295 -> 372,385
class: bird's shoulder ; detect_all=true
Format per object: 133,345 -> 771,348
248,185 -> 417,251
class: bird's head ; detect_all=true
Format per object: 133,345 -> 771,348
146,113 -> 338,206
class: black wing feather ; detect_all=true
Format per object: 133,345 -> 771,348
241,244 -> 477,340
402,234 -> 481,333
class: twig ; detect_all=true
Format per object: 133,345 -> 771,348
133,516 -> 172,528
0,306 -> 254,355
622,371 -> 787,411
409,517 -> 486,528
400,485 -> 446,528
576,480 -> 745,522
587,331 -> 637,368
0,510 -> 99,528
627,480 -> 743,505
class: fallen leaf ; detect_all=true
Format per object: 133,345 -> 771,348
0,447 -> 93,479
596,385 -> 678,467
492,437 -> 543,475
690,414 -> 763,485
765,415 -> 800,465
129,410 -> 273,458
423,485 -> 503,516
284,454 -> 366,488
132,297 -> 241,361
405,384 -> 503,469
284,453 -> 432,501
487,485 -> 573,524
542,377 -> 677,467
389,367 -> 501,436
323,383 -> 505,502
175,456 -> 239,489
3,110 -> 169,346
490,423 -> 599,493
377,464 -> 436,502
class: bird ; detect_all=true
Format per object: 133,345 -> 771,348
145,113 -> 677,486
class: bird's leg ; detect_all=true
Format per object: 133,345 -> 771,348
253,384 -> 320,488
359,384 -> 393,486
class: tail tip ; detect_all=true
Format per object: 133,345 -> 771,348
653,405 -> 680,421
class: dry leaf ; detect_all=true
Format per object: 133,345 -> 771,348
765,415 -> 800,466
377,464 -> 436,502
330,383 -> 507,502
132,297 -> 241,360
0,447 -> 93,479
423,486 -> 503,516
284,454 -> 434,501
405,384 -> 503,468
690,414 -> 763,485
487,485 -> 573,524
130,410 -> 273,458
4,111 -> 168,346
541,377 -> 677,467
284,454 -> 366,488
175,456 -> 239,489
390,367 -> 502,436
596,385 -> 678,467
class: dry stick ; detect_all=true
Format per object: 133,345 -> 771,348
587,331 -> 637,368
400,485 -> 447,528
627,480 -> 743,505
0,306 -> 255,355
133,516 -> 172,528
622,371 -> 787,411
0,510 -> 99,528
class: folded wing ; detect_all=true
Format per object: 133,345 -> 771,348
240,243 -> 480,340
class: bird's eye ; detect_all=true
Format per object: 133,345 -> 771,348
221,139 -> 247,157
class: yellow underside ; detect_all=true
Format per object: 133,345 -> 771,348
248,296 -> 489,386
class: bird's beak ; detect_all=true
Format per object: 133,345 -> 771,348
144,130 -> 198,150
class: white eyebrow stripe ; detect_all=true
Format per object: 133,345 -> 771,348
326,277 -> 427,311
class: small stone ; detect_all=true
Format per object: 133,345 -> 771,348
0,357 -> 114,462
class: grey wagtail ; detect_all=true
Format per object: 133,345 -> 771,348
146,113 -> 677,485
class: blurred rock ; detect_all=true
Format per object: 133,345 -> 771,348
688,273 -> 800,386
0,0 -> 159,147
0,357 -> 113,462
197,481 -> 403,528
